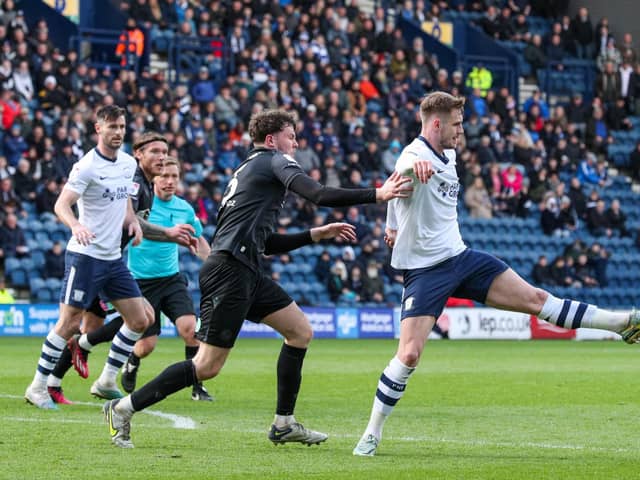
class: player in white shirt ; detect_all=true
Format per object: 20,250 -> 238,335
353,91 -> 640,456
25,105 -> 153,410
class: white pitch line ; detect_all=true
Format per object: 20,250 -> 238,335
2,394 -> 634,453
0,393 -> 196,429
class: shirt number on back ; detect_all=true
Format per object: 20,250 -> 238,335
220,163 -> 248,208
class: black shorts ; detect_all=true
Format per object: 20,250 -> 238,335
85,296 -> 107,319
197,252 -> 293,348
137,273 -> 195,338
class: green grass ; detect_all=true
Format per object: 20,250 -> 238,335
2,338 -> 639,479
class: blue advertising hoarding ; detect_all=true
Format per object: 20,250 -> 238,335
0,304 -> 399,339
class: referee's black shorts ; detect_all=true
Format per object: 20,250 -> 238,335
197,252 -> 293,348
137,273 -> 195,338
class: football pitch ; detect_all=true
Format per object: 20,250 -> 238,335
2,337 -> 639,480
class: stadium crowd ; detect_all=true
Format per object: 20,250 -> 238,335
0,0 -> 639,305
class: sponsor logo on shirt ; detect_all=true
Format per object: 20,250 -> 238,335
437,181 -> 460,199
103,186 -> 130,201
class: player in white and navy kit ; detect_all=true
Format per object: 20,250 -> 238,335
25,105 -> 152,410
353,91 -> 640,456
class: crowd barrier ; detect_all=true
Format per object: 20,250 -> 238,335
0,304 -> 621,341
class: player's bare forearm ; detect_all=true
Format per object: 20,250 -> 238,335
137,215 -> 171,241
54,189 -> 81,229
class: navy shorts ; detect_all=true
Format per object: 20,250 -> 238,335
60,251 -> 142,309
400,248 -> 509,320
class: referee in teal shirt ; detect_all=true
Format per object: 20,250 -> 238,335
123,156 -> 213,401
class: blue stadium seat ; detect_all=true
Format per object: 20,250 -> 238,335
9,268 -> 28,287
4,257 -> 20,272
29,276 -> 46,291
36,288 -> 55,303
45,278 -> 62,291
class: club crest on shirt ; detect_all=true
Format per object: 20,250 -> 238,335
131,182 -> 140,195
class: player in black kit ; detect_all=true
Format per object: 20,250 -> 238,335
102,109 -> 413,449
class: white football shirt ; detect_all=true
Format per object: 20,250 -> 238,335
387,136 -> 466,270
64,148 -> 137,260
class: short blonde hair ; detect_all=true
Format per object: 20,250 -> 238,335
420,91 -> 465,121
162,155 -> 182,176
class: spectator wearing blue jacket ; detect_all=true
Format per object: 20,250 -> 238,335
190,66 -> 216,106
577,152 -> 601,185
523,89 -> 550,119
3,124 -> 27,166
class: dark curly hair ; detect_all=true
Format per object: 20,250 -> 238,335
248,109 -> 296,143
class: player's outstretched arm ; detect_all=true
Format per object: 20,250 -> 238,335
264,223 -> 357,256
54,188 -> 95,246
376,171 -> 414,202
310,222 -> 356,243
288,172 -> 412,208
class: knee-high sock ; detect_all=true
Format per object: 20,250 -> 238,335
363,356 -> 415,440
276,343 -> 307,416
538,294 -> 629,331
185,345 -> 198,360
82,316 -> 124,350
47,345 -> 74,386
32,331 -> 67,387
98,324 -> 142,385
119,360 -> 196,413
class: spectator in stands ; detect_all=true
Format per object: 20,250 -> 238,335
361,259 -> 384,303
577,152 -> 602,186
54,141 -> 77,181
116,17 -> 145,68
43,241 -> 65,280
549,255 -> 578,287
575,253 -> 599,287
606,198 -> 630,237
567,177 -> 588,220
381,139 -> 402,174
596,61 -> 622,105
524,34 -> 547,78
0,88 -> 20,131
566,92 -> 589,133
0,274 -> 14,303
478,5 -> 501,39
606,96 -> 632,130
597,37 -> 622,72
465,64 -> 493,97
587,199 -> 612,237
540,195 -> 560,236
0,212 -> 28,260
464,175 -> 493,219
12,158 -> 36,202
531,255 -> 554,286
3,123 -> 26,167
556,196 -> 577,236
588,242 -> 609,286
327,259 -> 355,303
314,250 -> 332,284
190,66 -> 216,107
35,177 -> 59,215
547,37 -> 567,73
571,7 -> 594,59
523,89 -> 550,120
